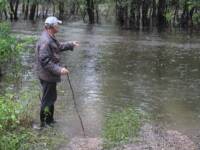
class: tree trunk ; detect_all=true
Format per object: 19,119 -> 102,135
116,0 -> 130,28
86,0 -> 95,24
157,0 -> 166,27
181,0 -> 189,28
42,5 -> 45,19
142,0 -> 149,27
0,12 -> 2,20
9,0 -> 14,21
24,0 -> 29,19
9,0 -> 19,20
152,0 -> 156,18
45,8 -> 49,18
4,10 -> 8,20
70,1 -> 76,15
124,5 -> 129,28
58,1 -> 64,20
22,1 -> 25,13
29,2 -> 37,20
36,3 -> 39,18
0,67 -> 2,77
189,7 -> 195,27
129,1 -> 136,29
14,0 -> 19,20
136,1 -> 141,29
53,3 -> 55,16
96,3 -> 100,24
173,1 -> 179,26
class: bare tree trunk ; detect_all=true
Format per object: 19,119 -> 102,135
4,10 -> 8,19
95,3 -> 100,24
0,67 -> 2,77
58,1 -> 64,20
24,0 -> 29,19
36,3 -> 39,18
0,12 -> 2,20
9,0 -> 14,21
142,0 -> 150,27
157,0 -> 166,27
9,0 -> 19,20
86,0 -> 95,24
22,0 -> 25,13
42,5 -> 45,19
70,1 -> 76,15
181,0 -> 189,28
45,8 -> 49,17
129,1 -> 136,29
173,1 -> 179,26
29,2 -> 37,20
53,3 -> 56,16
189,7 -> 195,27
124,5 -> 129,28
152,0 -> 156,18
136,1 -> 142,29
14,0 -> 19,20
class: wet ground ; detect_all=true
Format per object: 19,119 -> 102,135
4,21 -> 200,149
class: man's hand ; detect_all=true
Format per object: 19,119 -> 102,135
71,41 -> 80,47
60,67 -> 69,75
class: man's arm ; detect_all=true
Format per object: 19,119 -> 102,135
59,42 -> 74,52
38,43 -> 61,75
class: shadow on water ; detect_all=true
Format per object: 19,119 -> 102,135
5,21 -> 200,143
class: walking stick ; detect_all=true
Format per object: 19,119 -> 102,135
66,73 -> 86,137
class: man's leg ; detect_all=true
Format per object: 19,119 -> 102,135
40,80 -> 57,126
49,105 -> 55,123
49,83 -> 57,123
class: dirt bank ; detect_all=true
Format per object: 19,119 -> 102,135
63,123 -> 198,150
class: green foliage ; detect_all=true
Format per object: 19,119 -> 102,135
0,85 -> 65,150
0,127 -> 66,150
165,10 -> 173,23
0,22 -> 35,78
192,12 -> 200,25
0,0 -> 7,11
187,0 -> 200,10
0,92 -> 33,150
0,22 -> 10,35
0,22 -> 35,64
187,0 -> 200,25
102,108 -> 141,149
0,131 -> 30,150
0,95 -> 22,131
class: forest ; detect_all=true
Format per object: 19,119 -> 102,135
0,0 -> 199,29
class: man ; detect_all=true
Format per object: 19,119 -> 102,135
36,16 -> 79,127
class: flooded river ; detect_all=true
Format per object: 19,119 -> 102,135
7,21 -> 200,144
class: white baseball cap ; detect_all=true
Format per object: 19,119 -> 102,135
45,16 -> 62,26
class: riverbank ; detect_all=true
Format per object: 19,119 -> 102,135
61,123 -> 198,150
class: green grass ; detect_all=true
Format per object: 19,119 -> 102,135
102,108 -> 141,149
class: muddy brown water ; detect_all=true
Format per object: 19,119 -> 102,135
3,21 -> 200,147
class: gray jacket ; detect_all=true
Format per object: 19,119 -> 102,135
36,30 -> 74,82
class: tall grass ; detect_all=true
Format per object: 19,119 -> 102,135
103,108 -> 141,149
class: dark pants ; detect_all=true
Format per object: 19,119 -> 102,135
40,79 -> 57,124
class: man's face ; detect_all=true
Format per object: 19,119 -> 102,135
52,25 -> 59,34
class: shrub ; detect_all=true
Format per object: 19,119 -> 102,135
0,22 -> 35,67
0,95 -> 22,131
